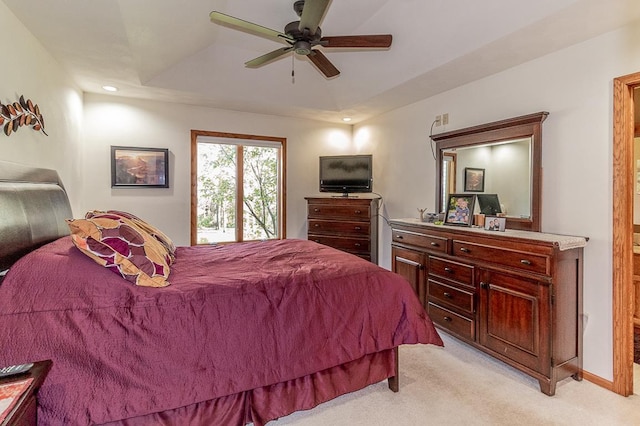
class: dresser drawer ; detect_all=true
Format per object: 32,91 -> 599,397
428,278 -> 475,313
308,219 -> 370,237
428,256 -> 474,286
452,240 -> 548,275
391,229 -> 448,253
428,302 -> 475,341
308,204 -> 371,220
308,235 -> 370,254
306,197 -> 379,265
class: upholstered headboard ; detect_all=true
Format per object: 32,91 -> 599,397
0,160 -> 72,273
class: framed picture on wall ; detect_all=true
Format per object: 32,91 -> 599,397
444,194 -> 475,226
111,146 -> 169,188
464,167 -> 485,192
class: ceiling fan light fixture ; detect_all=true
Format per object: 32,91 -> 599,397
294,40 -> 312,56
293,0 -> 305,17
210,1 -> 392,79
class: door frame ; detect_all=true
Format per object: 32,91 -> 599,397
612,71 -> 640,396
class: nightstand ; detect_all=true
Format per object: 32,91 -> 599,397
0,360 -> 52,426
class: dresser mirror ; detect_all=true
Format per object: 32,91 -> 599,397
432,112 -> 548,232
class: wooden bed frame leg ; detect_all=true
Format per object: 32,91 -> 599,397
387,347 -> 399,392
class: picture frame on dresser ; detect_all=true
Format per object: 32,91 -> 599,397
444,194 -> 475,227
485,216 -> 506,232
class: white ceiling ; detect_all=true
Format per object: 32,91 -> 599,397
5,0 -> 640,124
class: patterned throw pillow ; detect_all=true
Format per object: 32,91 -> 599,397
67,216 -> 171,288
85,210 -> 176,262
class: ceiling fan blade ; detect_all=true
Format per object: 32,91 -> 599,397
298,0 -> 331,35
210,11 -> 293,44
245,47 -> 294,68
308,50 -> 340,78
321,34 -> 392,48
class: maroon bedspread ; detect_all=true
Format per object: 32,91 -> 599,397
0,237 -> 442,425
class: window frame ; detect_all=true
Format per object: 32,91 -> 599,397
190,130 -> 287,245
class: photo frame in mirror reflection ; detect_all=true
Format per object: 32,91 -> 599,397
464,167 -> 485,192
444,194 -> 475,227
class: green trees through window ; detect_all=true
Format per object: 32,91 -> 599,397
243,146 -> 279,240
191,131 -> 286,245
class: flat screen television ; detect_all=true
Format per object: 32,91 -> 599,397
319,154 -> 373,195
476,193 -> 502,215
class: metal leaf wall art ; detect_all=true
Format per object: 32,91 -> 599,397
0,95 -> 47,136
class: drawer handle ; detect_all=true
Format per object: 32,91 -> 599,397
443,292 -> 453,299
443,316 -> 453,322
444,267 -> 454,274
520,259 -> 532,265
354,210 -> 362,214
480,282 -> 488,289
314,208 -> 320,212
354,243 -> 362,247
396,235 -> 404,239
430,242 -> 439,247
459,247 -> 470,253
314,223 -> 320,227
354,226 -> 361,230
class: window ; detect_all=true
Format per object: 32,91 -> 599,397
191,130 -> 286,245
441,152 -> 456,211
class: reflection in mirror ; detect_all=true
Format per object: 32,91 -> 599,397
441,138 -> 532,218
433,112 -> 548,232
441,152 -> 456,211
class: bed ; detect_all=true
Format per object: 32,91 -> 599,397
0,160 -> 443,425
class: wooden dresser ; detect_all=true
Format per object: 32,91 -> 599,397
306,196 -> 380,264
390,218 -> 587,396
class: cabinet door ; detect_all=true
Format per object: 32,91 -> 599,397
478,269 -> 550,375
392,246 -> 426,306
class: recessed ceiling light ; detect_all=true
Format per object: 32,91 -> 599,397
342,117 -> 352,122
102,85 -> 118,92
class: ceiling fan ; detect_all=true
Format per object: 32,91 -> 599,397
209,0 -> 392,78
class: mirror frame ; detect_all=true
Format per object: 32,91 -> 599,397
433,112 -> 548,232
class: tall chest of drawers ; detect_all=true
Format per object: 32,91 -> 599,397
390,218 -> 587,396
305,196 -> 380,264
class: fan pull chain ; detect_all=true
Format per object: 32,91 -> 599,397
291,52 -> 295,84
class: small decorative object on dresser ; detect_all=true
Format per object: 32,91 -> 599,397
0,360 -> 52,426
390,218 -> 588,396
306,195 -> 380,264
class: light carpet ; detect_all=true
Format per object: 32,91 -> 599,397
271,333 -> 640,425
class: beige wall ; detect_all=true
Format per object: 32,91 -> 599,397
356,22 -> 640,381
0,1 -> 84,214
82,94 -> 353,245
